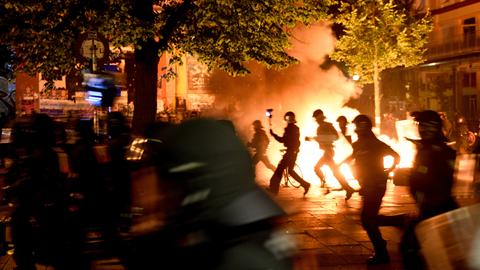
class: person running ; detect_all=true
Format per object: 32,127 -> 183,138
400,110 -> 459,269
336,115 -> 352,144
342,114 -> 400,265
305,109 -> 355,199
268,111 -> 311,196
247,120 -> 276,173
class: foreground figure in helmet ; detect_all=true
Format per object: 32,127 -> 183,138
268,111 -> 311,196
128,118 -> 295,270
400,110 -> 458,270
342,114 -> 400,265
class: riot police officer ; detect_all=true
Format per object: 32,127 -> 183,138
400,110 -> 458,269
268,111 -> 311,196
342,114 -> 400,265
306,109 -> 355,198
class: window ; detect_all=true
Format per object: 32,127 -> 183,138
462,95 -> 477,120
463,72 -> 477,88
463,17 -> 476,47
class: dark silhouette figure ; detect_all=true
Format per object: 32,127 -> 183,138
70,118 -> 105,223
105,112 -> 133,260
107,112 -> 132,222
268,111 -> 310,195
247,120 -> 276,173
127,118 -> 294,269
69,118 -> 113,262
306,109 -> 355,199
342,114 -> 400,265
400,110 -> 458,270
6,117 -> 39,270
6,114 -> 73,269
336,115 -> 352,144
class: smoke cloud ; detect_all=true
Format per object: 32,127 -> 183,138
203,23 -> 365,185
206,22 -> 362,140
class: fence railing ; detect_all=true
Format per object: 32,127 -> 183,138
426,35 -> 480,60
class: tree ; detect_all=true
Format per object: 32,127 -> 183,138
329,0 -> 431,126
0,0 -> 332,134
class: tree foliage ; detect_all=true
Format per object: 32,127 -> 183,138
1,0 -> 333,133
1,0 -> 332,81
330,0 -> 432,85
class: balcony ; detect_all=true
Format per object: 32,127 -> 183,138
426,34 -> 480,61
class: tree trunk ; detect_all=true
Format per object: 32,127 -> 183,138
373,43 -> 381,129
131,0 -> 159,135
373,62 -> 381,128
132,39 -> 159,135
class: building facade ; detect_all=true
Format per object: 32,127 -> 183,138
387,0 -> 480,130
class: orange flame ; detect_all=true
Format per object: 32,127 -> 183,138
264,118 -> 418,189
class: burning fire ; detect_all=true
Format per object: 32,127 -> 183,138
263,116 -> 418,189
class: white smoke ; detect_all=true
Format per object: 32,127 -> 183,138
207,22 -> 362,140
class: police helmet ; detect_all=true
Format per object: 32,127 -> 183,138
312,109 -> 326,119
352,114 -> 373,131
284,111 -> 296,123
411,110 -> 442,128
411,110 -> 445,141
156,118 -> 285,225
336,115 -> 347,123
252,120 -> 263,129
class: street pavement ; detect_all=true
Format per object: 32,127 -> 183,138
267,178 -> 416,270
0,171 -> 477,269
257,170 -> 479,270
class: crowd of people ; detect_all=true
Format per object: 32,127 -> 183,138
0,112 -> 299,270
3,112 -> 133,270
248,109 -> 358,200
247,108 -> 462,268
0,107 -> 467,269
